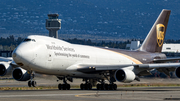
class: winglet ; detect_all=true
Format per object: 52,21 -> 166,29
139,9 -> 171,53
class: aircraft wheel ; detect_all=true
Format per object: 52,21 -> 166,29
86,84 -> 89,90
58,84 -> 61,90
84,84 -> 86,90
80,83 -> 92,90
83,84 -> 86,90
97,84 -> 100,90
98,84 -> 101,90
98,84 -> 104,90
87,83 -> 92,90
102,84 -> 106,90
32,81 -> 37,87
62,84 -> 67,90
105,84 -> 108,90
81,84 -> 85,90
80,83 -> 83,90
67,84 -> 70,90
113,84 -> 117,90
28,81 -> 31,87
108,84 -> 113,90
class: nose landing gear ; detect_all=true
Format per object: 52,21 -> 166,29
28,80 -> 36,87
28,71 -> 37,87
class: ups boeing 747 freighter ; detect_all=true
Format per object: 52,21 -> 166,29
1,9 -> 180,90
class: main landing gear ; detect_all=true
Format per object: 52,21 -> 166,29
28,72 -> 37,87
58,77 -> 71,90
58,83 -> 70,90
79,78 -> 117,90
96,71 -> 117,90
97,83 -> 117,90
57,74 -> 117,90
80,79 -> 92,90
96,79 -> 117,90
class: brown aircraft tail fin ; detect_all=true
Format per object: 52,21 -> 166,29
139,9 -> 171,53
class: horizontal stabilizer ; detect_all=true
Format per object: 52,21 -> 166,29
153,57 -> 180,63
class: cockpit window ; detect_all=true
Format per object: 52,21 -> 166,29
23,38 -> 36,42
32,39 -> 36,42
23,38 -> 31,42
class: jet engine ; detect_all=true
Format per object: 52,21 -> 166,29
114,68 -> 136,83
175,67 -> 180,78
0,62 -> 13,77
12,67 -> 30,81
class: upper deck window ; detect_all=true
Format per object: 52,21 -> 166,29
23,38 -> 36,42
166,47 -> 171,50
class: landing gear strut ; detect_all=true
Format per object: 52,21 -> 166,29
28,71 -> 36,87
58,77 -> 71,90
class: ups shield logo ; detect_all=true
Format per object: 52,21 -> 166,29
156,24 -> 165,47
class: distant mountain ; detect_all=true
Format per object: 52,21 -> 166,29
0,0 -> 180,40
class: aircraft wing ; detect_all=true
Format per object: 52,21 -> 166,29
0,57 -> 19,68
137,63 -> 180,69
66,63 -> 134,74
0,57 -> 13,62
153,57 -> 180,63
10,61 -> 19,67
66,63 -> 180,73
0,57 -> 19,69
66,63 -> 180,77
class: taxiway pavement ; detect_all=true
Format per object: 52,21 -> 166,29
0,87 -> 180,101
1,78 -> 180,101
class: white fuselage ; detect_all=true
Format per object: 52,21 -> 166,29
13,35 -> 138,78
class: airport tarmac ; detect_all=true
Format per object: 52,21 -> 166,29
0,87 -> 180,101
1,76 -> 180,87
1,77 -> 180,101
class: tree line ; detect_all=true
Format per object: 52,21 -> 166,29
1,35 -> 180,51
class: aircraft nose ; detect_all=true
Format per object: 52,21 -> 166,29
12,49 -> 23,66
12,42 -> 35,67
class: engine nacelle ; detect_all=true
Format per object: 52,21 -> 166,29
175,67 -> 180,78
12,67 -> 30,81
0,62 -> 13,77
114,68 -> 136,83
